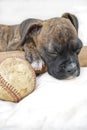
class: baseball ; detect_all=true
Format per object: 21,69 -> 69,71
0,56 -> 36,102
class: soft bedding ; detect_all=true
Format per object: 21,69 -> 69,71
0,68 -> 87,130
0,0 -> 87,130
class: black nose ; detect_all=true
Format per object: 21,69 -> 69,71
66,63 -> 77,74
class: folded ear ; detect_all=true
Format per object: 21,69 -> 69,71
19,19 -> 43,46
62,13 -> 78,32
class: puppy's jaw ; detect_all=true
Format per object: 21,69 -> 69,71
66,70 -> 80,80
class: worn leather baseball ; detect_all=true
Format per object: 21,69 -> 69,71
0,57 -> 36,102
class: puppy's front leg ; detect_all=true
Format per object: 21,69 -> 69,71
23,43 -> 46,74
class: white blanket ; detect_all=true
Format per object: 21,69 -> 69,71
0,0 -> 87,129
0,67 -> 87,130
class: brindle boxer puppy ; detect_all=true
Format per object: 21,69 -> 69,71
0,13 -> 83,79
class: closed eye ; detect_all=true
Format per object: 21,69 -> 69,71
75,48 -> 81,54
71,38 -> 83,55
45,49 -> 58,57
48,52 -> 58,57
48,49 -> 64,57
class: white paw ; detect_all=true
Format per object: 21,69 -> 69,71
31,59 -> 45,71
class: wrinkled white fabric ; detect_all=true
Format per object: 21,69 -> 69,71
0,68 -> 87,130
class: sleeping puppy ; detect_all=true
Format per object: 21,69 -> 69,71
0,13 -> 83,79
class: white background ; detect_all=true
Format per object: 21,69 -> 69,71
0,0 -> 87,44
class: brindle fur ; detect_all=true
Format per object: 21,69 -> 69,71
0,13 -> 83,79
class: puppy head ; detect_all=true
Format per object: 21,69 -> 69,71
20,13 -> 83,79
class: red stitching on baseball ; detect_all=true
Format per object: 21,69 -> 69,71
0,74 -> 21,102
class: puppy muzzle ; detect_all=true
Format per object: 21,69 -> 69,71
65,63 -> 77,74
48,62 -> 80,80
